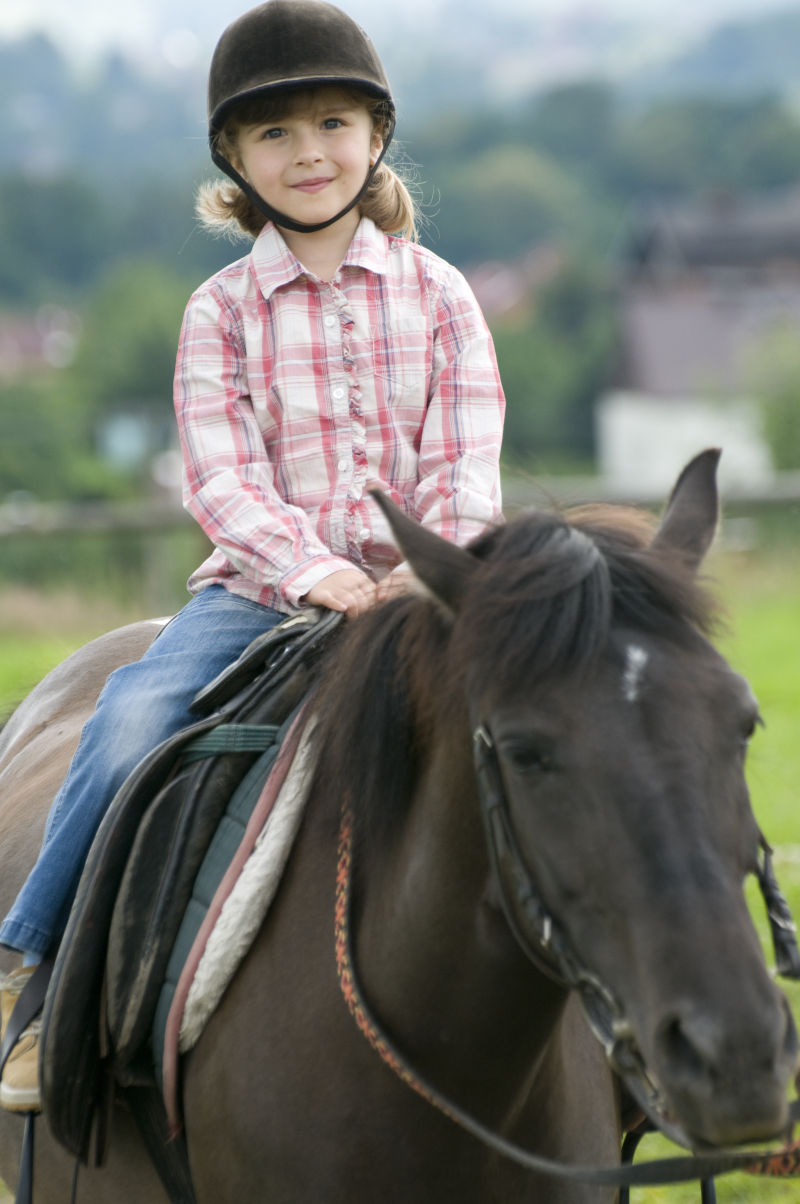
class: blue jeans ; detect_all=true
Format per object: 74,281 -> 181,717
0,586 -> 285,958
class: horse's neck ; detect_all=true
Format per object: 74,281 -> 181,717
355,740 -> 569,1118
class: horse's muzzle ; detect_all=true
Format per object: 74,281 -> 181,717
652,990 -> 799,1147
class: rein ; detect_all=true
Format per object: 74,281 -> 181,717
333,725 -> 800,1192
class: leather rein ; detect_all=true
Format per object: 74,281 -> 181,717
334,722 -> 800,1193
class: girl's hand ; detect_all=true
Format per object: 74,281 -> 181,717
375,565 -> 418,603
304,569 -> 377,619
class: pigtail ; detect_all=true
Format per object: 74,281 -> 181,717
195,178 -> 268,240
360,162 -> 418,241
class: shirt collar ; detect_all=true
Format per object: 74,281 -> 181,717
250,217 -> 389,301
342,218 -> 390,276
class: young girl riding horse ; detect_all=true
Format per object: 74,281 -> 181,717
0,0 -> 505,1111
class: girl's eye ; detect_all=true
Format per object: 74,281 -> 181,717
262,127 -> 284,140
322,117 -> 344,130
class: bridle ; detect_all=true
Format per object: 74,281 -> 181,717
334,722 -> 800,1194
472,723 -> 699,1151
473,722 -> 800,1143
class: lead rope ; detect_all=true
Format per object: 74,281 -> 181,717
335,803 -> 800,1192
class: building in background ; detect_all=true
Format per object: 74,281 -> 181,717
598,186 -> 800,493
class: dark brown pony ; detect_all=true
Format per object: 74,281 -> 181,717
0,450 -> 796,1202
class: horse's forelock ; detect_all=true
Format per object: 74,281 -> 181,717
567,504 -> 719,639
453,506 -> 718,692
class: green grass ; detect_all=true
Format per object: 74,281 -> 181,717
632,545 -> 800,1203
0,551 -> 798,1201
0,586 -> 141,721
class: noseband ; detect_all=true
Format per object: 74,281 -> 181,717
334,724 -> 800,1193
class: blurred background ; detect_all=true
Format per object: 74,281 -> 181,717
1,8 -> 800,1200
1,0 -> 799,613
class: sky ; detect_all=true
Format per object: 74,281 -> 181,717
0,0 -> 794,72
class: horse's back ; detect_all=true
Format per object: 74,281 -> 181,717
0,619 -> 166,769
0,619 -> 166,962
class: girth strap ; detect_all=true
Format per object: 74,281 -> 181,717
179,724 -> 281,763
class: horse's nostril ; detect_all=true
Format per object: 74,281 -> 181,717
657,1016 -> 711,1087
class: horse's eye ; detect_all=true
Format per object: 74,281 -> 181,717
502,740 -> 554,775
741,712 -> 763,748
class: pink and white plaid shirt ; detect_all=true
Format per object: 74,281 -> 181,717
174,217 -> 505,613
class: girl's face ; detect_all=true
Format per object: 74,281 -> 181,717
234,89 -> 381,232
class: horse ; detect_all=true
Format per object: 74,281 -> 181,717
0,448 -> 796,1203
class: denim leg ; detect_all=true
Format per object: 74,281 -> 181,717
0,587 -> 285,957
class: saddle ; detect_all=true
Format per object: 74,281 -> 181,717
36,608 -> 343,1193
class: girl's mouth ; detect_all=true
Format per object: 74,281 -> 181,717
293,177 -> 333,193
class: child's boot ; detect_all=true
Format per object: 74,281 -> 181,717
0,966 -> 41,1112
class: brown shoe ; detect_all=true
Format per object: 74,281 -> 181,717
0,966 -> 41,1113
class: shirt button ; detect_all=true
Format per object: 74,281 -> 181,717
337,457 -> 349,471
360,528 -> 370,540
324,315 -> 336,328
332,386 -> 345,399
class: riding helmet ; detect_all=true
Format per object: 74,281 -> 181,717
207,0 -> 396,234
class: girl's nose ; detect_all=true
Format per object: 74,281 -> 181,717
294,131 -> 323,163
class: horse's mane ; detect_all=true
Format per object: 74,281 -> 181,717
309,503 -> 719,855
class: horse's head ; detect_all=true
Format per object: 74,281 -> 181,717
372,450 -> 798,1149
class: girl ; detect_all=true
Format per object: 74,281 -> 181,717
0,0 -> 505,1111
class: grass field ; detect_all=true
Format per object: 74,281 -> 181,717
0,542 -> 798,1202
629,543 -> 800,1202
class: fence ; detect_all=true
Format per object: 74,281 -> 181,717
1,474 -> 798,611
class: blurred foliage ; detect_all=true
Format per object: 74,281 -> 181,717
746,325 -> 800,471
432,145 -> 585,265
3,32 -> 800,497
0,260 -> 197,501
611,96 -> 800,196
493,259 -> 619,464
71,260 -> 189,421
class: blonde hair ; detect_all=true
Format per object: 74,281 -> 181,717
197,88 -> 418,242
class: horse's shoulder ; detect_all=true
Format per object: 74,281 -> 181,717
0,618 -> 168,772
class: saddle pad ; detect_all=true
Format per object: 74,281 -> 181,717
155,712 -> 315,1130
40,707 -> 228,1162
106,612 -> 343,1074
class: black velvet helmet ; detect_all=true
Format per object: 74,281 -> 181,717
207,0 -> 396,234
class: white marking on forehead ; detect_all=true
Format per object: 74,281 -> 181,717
622,644 -> 649,703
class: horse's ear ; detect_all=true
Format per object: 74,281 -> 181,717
369,490 -> 477,612
651,448 -> 721,572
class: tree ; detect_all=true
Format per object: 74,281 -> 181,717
0,260 -> 197,503
0,176 -> 112,303
521,81 -> 618,174
492,259 -> 618,465
70,260 -> 190,415
747,325 -> 800,470
613,97 -> 800,196
430,145 -> 586,265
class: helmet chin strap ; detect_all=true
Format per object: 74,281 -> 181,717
211,112 -> 396,236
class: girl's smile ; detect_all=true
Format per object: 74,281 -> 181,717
292,176 -> 335,194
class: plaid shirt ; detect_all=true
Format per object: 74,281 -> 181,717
174,217 -> 505,613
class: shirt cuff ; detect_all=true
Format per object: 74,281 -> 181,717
281,554 -> 361,608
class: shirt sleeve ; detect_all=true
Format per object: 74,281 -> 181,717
174,286 -> 353,606
412,266 -> 505,545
